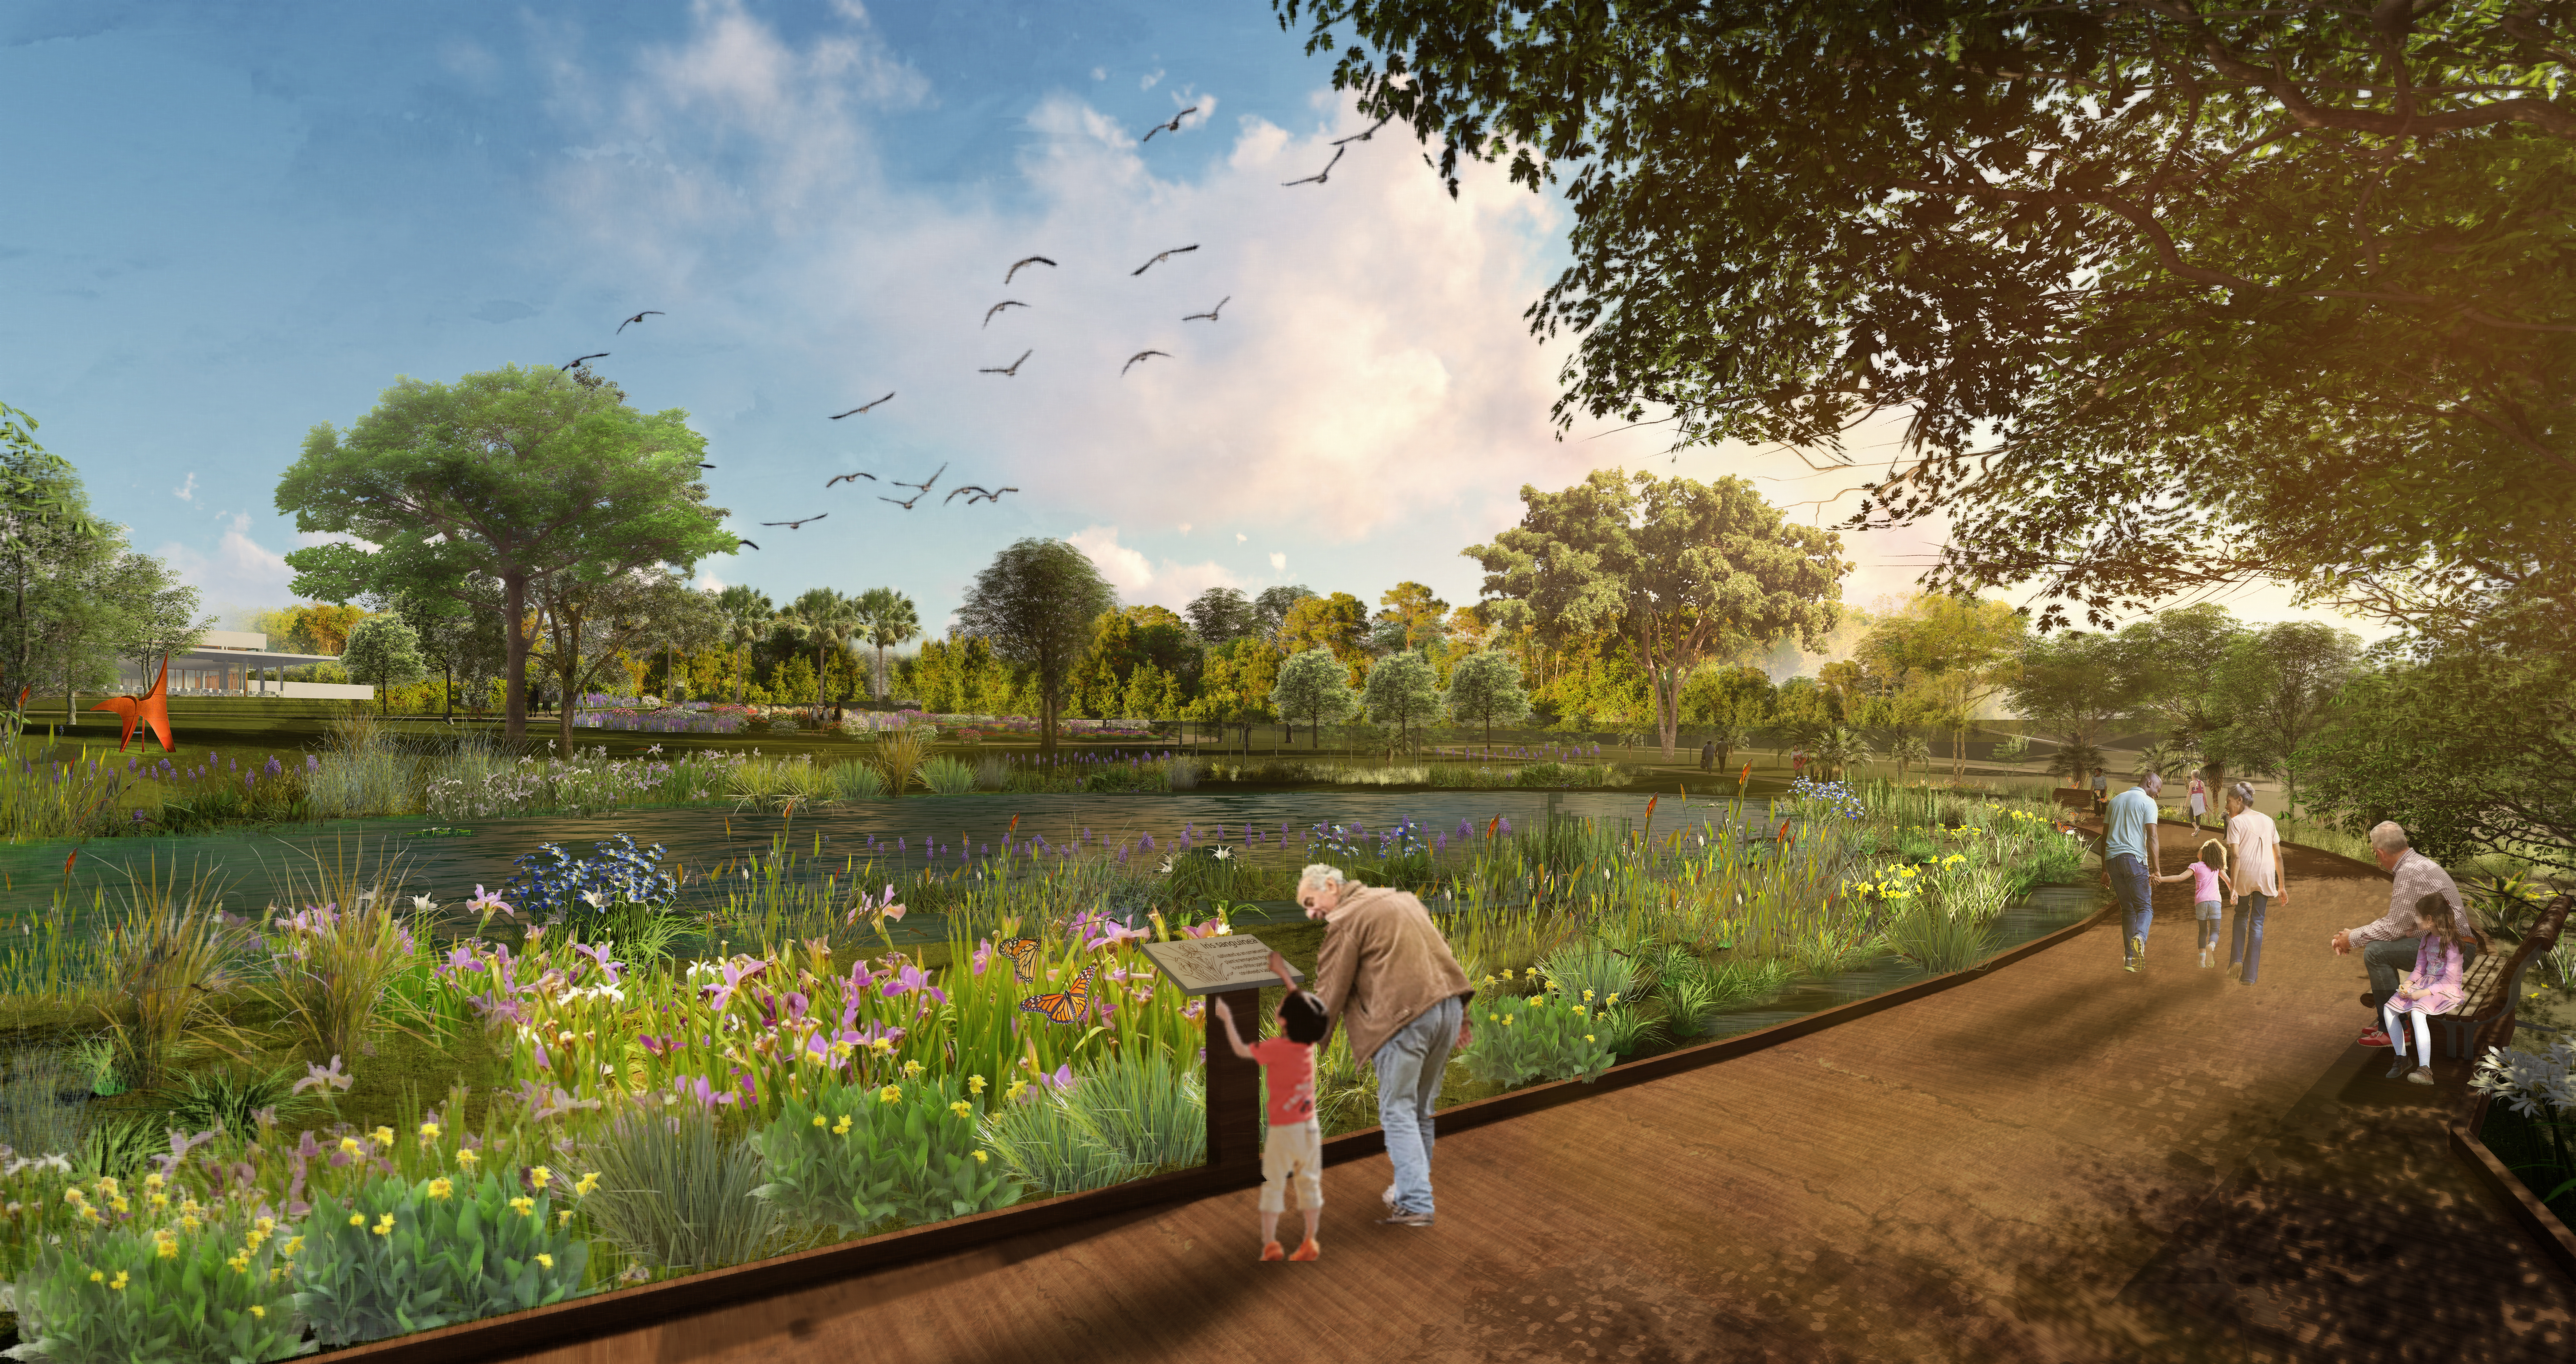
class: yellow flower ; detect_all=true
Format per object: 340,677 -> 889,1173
1582,989 -> 1595,1002
249,1305 -> 267,1319
901,1059 -> 925,1079
1604,993 -> 1619,1006
108,1270 -> 128,1292
111,1198 -> 130,1215
227,1253 -> 250,1273
510,1196 -> 535,1218
1006,1079 -> 1030,1103
147,1192 -> 170,1210
348,1212 -> 366,1227
339,1137 -> 363,1157
1500,967 -> 1514,979
971,1149 -> 989,1164
372,1126 -> 395,1148
142,1173 -> 164,1191
255,1216 -> 277,1235
949,1099 -> 974,1119
418,1121 -> 442,1143
1500,1015 -> 1513,1026
1584,1035 -> 1596,1044
62,1189 -> 85,1207
156,1233 -> 178,1260
529,1166 -> 553,1190
427,1178 -> 454,1201
878,1085 -> 902,1104
280,1237 -> 304,1259
967,1074 -> 987,1094
88,1270 -> 103,1284
536,1252 -> 556,1269
573,1172 -> 600,1197
558,1209 -> 575,1226
869,1036 -> 894,1053
832,1115 -> 852,1136
94,1177 -> 118,1196
812,1113 -> 828,1128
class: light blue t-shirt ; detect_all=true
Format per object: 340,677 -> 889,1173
2104,787 -> 2157,863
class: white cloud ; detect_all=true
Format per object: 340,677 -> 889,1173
159,513 -> 294,614
1065,525 -> 1240,610
1268,552 -> 1286,572
1091,66 -> 1106,81
172,472 -> 197,502
1235,532 -> 1246,543
1139,68 -> 1164,91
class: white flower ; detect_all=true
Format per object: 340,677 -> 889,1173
1213,846 -> 1233,861
410,895 -> 436,912
1155,858 -> 1175,875
580,890 -> 608,909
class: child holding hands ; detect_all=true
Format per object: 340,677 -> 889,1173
1213,969 -> 1329,1263
2155,842 -> 2235,969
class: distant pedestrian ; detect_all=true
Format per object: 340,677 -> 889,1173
2223,782 -> 2285,984
2187,773 -> 2208,831
2154,841 -> 2234,969
2378,891 -> 2471,1086
1300,863 -> 1474,1227
1699,738 -> 1715,772
2105,771 -> 2164,973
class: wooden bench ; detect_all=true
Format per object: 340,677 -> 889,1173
2436,893 -> 2571,1060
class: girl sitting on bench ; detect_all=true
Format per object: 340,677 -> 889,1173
2384,892 -> 2470,1086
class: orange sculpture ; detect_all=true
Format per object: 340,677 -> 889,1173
90,655 -> 175,752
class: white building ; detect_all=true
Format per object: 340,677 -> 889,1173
111,631 -> 375,700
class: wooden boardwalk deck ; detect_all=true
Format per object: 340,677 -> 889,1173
518,838 -> 2573,1363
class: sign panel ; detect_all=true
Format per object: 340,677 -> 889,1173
1138,934 -> 1305,996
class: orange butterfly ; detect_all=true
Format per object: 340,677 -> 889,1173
994,936 -> 1042,985
1020,967 -> 1095,1024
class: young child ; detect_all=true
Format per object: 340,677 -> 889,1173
2384,892 -> 2470,1086
1213,979 -> 1328,1263
2154,842 -> 2234,969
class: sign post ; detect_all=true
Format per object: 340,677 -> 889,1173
1138,934 -> 1305,1173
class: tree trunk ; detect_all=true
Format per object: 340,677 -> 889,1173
1653,659 -> 1681,759
502,572 -> 530,742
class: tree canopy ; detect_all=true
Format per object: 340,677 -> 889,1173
1271,645 -> 1359,745
1464,469 -> 1844,756
277,364 -> 735,740
955,538 -> 1116,751
1276,1 -> 2576,642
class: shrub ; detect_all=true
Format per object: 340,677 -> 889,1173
295,1169 -> 591,1349
583,1107 -> 777,1279
971,756 -> 1012,791
1163,757 -> 1202,791
978,1050 -> 1203,1198
919,756 -> 977,796
8,1211 -> 303,1364
164,1066 -> 308,1139
1461,985 -> 1617,1088
875,730 -> 929,795
258,896 -> 426,1065
754,1070 -> 1019,1238
101,870 -> 239,1091
1084,763 -> 1165,794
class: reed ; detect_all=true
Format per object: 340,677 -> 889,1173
97,857 -> 243,1090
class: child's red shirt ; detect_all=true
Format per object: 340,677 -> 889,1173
1246,1036 -> 1316,1127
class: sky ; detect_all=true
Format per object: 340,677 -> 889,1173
0,0 -> 2385,659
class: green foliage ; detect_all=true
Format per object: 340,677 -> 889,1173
1461,983 -> 1618,1087
340,614 -> 426,707
295,1170 -> 591,1349
1361,649 -> 1441,743
8,1212 -> 303,1364
827,759 -> 889,799
755,1070 -> 1019,1237
918,755 -> 977,795
1441,648 -> 1531,746
0,1048 -> 86,1159
2206,622 -> 2363,820
979,1050 -> 1203,1196
582,1107 -> 778,1277
164,1066 -> 308,1139
1270,647 -> 1358,742
955,538 -> 1116,750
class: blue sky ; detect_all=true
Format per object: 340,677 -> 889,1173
0,0 -> 2372,646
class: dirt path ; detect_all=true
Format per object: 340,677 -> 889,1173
519,837 -> 2571,1363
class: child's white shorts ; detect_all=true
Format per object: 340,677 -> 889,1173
1258,1122 -> 1324,1212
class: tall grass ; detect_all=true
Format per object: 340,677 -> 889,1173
980,1049 -> 1204,1195
875,730 -> 929,795
584,1106 -> 782,1278
98,858 -> 243,1090
920,756 -> 977,795
0,1047 -> 88,1158
0,740 -> 130,841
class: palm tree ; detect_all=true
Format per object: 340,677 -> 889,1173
713,584 -> 773,707
1888,732 -> 1932,784
784,587 -> 862,717
1809,725 -> 1876,782
854,587 -> 919,705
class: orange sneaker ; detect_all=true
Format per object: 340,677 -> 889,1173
1258,1241 -> 1284,1262
1288,1238 -> 1320,1262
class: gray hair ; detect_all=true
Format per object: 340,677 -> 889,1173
2368,821 -> 2411,854
1296,863 -> 1348,897
2228,781 -> 2257,807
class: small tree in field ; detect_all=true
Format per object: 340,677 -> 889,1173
341,614 -> 425,714
1271,647 -> 1358,748
1362,650 -> 1441,749
1443,649 -> 1530,753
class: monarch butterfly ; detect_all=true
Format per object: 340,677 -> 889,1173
994,936 -> 1042,985
1020,967 -> 1094,1025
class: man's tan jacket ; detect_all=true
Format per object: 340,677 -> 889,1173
1310,884 -> 1473,1063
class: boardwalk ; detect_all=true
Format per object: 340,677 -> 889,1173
520,838 -> 2572,1363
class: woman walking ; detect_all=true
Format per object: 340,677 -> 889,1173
2187,772 -> 2209,831
2223,782 -> 2287,984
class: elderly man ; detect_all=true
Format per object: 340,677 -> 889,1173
1299,862 -> 1474,1227
2334,821 -> 2484,1049
2104,770 -> 2165,972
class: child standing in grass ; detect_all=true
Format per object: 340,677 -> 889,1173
1214,980 -> 1329,1263
2155,842 -> 2234,969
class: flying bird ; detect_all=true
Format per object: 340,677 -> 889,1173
1283,145 -> 1345,186
824,471 -> 877,488
944,485 -> 993,505
1122,350 -> 1171,376
879,492 -> 926,511
1182,296 -> 1230,322
562,353 -> 608,370
893,463 -> 947,493
979,349 -> 1032,377
975,486 -> 1019,504
1004,255 -> 1057,285
761,513 -> 829,530
830,393 -> 894,418
697,463 -> 716,469
736,538 -> 760,551
615,310 -> 664,334
1331,114 -> 1395,145
1131,245 -> 1199,276
1139,105 -> 1199,142
983,300 -> 1029,328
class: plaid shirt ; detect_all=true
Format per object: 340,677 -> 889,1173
2348,850 -> 2467,946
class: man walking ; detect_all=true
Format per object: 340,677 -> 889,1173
2335,822 -> 2484,1048
2105,770 -> 2164,972
1700,738 -> 1716,772
1299,862 -> 1475,1227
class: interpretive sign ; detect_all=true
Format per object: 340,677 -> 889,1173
1138,935 -> 1305,996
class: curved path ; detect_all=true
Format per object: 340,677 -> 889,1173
523,837 -> 2572,1363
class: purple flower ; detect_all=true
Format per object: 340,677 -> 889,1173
292,1055 -> 353,1095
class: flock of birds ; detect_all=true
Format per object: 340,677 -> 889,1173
554,106 -> 1399,553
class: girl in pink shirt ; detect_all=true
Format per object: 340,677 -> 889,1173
2155,842 -> 2235,969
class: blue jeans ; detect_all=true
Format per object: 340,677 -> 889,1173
2108,852 -> 2152,960
1372,995 -> 1463,1217
2231,893 -> 2269,983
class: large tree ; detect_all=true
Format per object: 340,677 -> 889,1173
1856,593 -> 2027,778
2003,631 -> 2145,784
853,586 -> 920,704
957,538 -> 1115,752
1251,585 -> 1318,645
784,587 -> 863,716
526,567 -> 697,748
2118,602 -> 2250,774
1443,648 -> 1532,752
1275,2 -> 2576,648
1183,586 -> 1255,645
1362,648 -> 1442,748
1465,470 -> 1845,757
1271,646 -> 1360,748
2208,620 -> 2363,821
277,364 -> 736,741
0,404 -> 113,715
